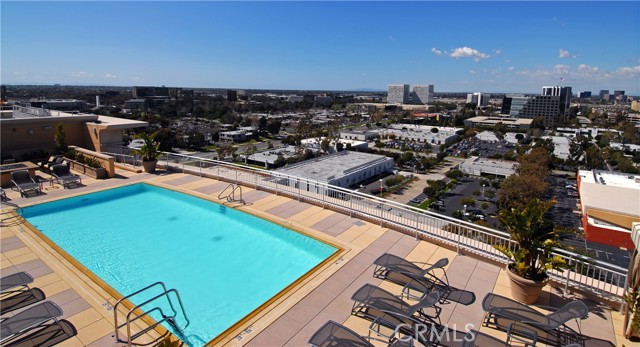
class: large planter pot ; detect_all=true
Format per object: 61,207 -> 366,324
68,160 -> 107,179
142,160 -> 158,173
506,264 -> 549,304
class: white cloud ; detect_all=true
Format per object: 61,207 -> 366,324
105,74 -> 117,79
615,65 -> 640,75
493,49 -> 501,55
554,64 -> 570,74
559,49 -> 575,59
449,47 -> 490,62
578,64 -> 599,73
469,70 -> 477,74
507,66 -> 515,71
72,71 -> 94,78
431,47 -> 443,56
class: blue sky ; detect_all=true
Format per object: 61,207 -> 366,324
2,1 -> 639,94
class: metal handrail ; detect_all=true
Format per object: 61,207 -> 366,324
109,150 -> 629,302
113,282 -> 190,346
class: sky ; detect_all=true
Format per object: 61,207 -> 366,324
2,1 -> 639,94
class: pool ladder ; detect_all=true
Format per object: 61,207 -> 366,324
218,183 -> 245,204
113,282 -> 190,347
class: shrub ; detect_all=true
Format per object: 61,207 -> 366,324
445,169 -> 464,180
472,190 -> 481,196
480,202 -> 490,209
83,157 -> 103,169
460,196 -> 476,207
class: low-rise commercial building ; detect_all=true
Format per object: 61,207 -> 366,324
460,156 -> 518,177
275,151 -> 393,189
464,116 -> 532,130
384,124 -> 461,145
577,170 -> 640,250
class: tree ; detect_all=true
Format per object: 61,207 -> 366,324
460,196 -> 476,207
493,122 -> 507,140
497,174 -> 547,211
319,138 -> 331,154
517,147 -> 551,178
530,116 -> 546,130
266,120 -> 282,136
585,145 -> 606,170
445,169 -> 464,180
54,122 -> 67,154
431,127 -> 439,133
258,116 -> 268,131
335,142 -> 344,152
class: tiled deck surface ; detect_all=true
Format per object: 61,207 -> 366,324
0,169 -> 631,347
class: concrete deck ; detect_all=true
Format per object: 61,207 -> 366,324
0,168 -> 630,346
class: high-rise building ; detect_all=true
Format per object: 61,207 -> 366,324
614,90 -> 625,97
227,90 -> 238,102
599,90 -> 609,99
466,92 -> 490,108
501,94 -> 562,128
412,85 -> 434,104
578,91 -> 592,99
542,85 -> 571,117
387,84 -> 410,104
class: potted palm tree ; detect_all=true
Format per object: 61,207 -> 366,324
495,198 -> 570,304
135,132 -> 161,173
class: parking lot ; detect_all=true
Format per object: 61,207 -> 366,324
446,137 -> 515,158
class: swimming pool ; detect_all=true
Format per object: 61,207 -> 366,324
22,183 -> 338,346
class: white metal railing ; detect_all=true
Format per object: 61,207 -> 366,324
112,150 -> 630,303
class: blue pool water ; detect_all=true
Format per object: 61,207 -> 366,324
22,183 -> 337,346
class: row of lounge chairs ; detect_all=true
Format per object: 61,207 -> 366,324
9,164 -> 82,198
0,271 -> 77,346
309,253 -> 590,347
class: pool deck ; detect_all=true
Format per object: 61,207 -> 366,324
0,168 -> 632,347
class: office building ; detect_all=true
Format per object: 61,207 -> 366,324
542,85 -> 571,116
500,95 -> 560,128
412,85 -> 434,104
387,84 -> 410,104
578,91 -> 592,99
599,90 -> 609,99
460,157 -> 518,177
466,92 -> 490,108
614,90 -> 625,97
227,90 -> 238,102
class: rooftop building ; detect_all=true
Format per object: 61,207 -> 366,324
275,151 -> 393,188
577,169 -> 640,250
541,135 -> 571,160
460,156 -> 518,177
383,124 -> 461,145
0,106 -> 147,158
463,116 -> 533,130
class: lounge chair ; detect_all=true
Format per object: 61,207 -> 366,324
1,272 -> 34,294
51,164 -> 82,189
1,287 -> 46,314
0,188 -> 7,201
308,320 -> 412,347
351,283 -> 440,338
482,293 -> 589,345
373,253 -> 452,303
0,301 -> 63,344
3,319 -> 76,347
10,170 -> 42,197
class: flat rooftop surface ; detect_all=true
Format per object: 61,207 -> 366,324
275,151 -> 391,183
0,167 -> 629,347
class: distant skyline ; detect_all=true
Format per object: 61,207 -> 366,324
2,1 -> 639,94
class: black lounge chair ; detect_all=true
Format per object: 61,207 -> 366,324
0,188 -> 7,201
373,254 -> 455,304
1,287 -> 46,314
3,319 -> 77,347
351,283 -> 441,338
51,164 -> 82,188
308,320 -> 412,347
10,170 -> 42,197
0,301 -> 63,344
482,293 -> 589,345
1,272 -> 34,294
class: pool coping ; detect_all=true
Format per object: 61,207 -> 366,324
15,179 -> 352,347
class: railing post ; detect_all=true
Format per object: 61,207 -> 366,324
456,221 -> 461,254
565,254 -> 572,293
